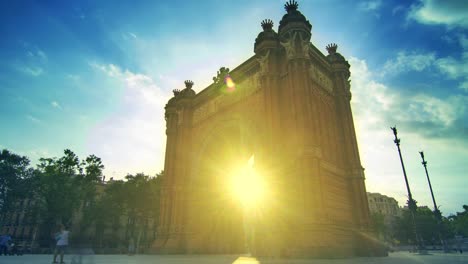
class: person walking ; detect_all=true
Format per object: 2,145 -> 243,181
0,234 -> 11,255
53,224 -> 70,264
128,237 -> 135,256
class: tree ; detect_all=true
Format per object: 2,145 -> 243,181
82,179 -> 126,250
448,205 -> 468,237
81,171 -> 163,252
370,212 -> 387,241
393,206 -> 451,246
34,149 -> 104,247
0,149 -> 35,227
124,172 -> 163,252
414,207 -> 439,244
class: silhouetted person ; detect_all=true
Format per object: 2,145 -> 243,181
53,224 -> 70,263
128,237 -> 135,256
0,234 -> 11,255
455,234 -> 463,254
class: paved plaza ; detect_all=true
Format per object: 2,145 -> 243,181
0,252 -> 467,264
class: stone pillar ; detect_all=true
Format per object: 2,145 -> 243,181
332,67 -> 369,228
328,45 -> 383,255
154,82 -> 196,253
153,98 -> 178,251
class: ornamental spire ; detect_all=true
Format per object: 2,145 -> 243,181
261,19 -> 274,31
284,0 -> 299,13
184,80 -> 194,89
326,43 -> 338,55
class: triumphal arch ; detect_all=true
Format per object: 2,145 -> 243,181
153,1 -> 383,257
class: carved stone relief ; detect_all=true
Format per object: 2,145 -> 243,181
300,39 -> 310,59
192,73 -> 262,125
309,63 -> 333,94
280,40 -> 294,60
281,32 -> 311,60
256,50 -> 270,75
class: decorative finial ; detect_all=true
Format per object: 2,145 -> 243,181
173,89 -> 180,96
261,19 -> 274,31
284,0 -> 299,13
184,80 -> 194,89
212,67 -> 230,85
326,43 -> 338,55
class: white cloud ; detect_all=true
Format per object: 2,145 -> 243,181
26,48 -> 47,62
458,34 -> 468,48
435,56 -> 463,78
399,94 -> 462,126
359,0 -> 382,11
350,56 -> 468,214
26,115 -> 41,124
408,0 -> 468,28
51,101 -> 62,109
382,51 -> 436,75
353,56 -> 467,134
460,81 -> 468,90
16,47 -> 47,77
122,32 -> 138,41
66,74 -> 81,82
435,43 -> 468,91
88,63 -> 171,177
19,66 -> 44,76
382,42 -> 468,91
392,5 -> 406,15
36,50 -> 47,61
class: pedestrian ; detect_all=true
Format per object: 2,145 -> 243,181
53,224 -> 70,264
455,234 -> 463,254
0,234 -> 11,255
128,237 -> 135,256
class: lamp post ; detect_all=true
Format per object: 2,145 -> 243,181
390,127 -> 424,252
419,151 -> 447,252
419,151 -> 439,218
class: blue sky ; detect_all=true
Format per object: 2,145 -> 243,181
0,0 -> 467,215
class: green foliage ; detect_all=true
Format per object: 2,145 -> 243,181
370,212 -> 387,239
0,149 -> 35,225
414,207 -> 439,242
448,205 -> 468,237
33,149 -> 104,246
81,171 -> 163,250
393,206 -> 453,245
0,149 -> 163,251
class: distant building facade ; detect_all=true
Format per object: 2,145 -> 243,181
0,181 -> 158,253
367,192 -> 402,242
0,198 -> 40,248
367,192 -> 401,217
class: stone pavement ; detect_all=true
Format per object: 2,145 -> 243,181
0,252 -> 467,264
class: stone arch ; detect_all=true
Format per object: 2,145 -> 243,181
185,116 -> 262,254
190,116 -> 260,185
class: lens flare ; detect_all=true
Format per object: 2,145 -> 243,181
229,155 -> 266,208
224,75 -> 236,92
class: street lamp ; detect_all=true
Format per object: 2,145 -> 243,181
419,151 -> 447,252
390,127 -> 424,252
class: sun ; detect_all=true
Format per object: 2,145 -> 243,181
229,155 -> 266,208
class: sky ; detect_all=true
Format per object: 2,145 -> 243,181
0,0 -> 467,215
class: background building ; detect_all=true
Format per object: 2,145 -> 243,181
0,178 -> 159,254
367,192 -> 401,217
